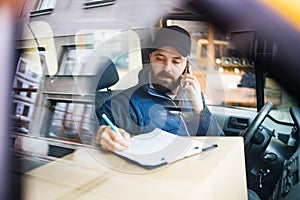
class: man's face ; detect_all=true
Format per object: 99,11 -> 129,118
149,46 -> 187,93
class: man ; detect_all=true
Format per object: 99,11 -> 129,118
95,25 -> 223,152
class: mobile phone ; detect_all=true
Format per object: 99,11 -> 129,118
182,60 -> 190,75
181,60 -> 190,87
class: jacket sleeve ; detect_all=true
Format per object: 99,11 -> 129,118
95,99 -> 114,126
95,94 -> 144,135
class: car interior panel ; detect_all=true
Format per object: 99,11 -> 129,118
7,1 -> 300,199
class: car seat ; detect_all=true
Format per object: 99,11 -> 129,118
94,56 -> 119,111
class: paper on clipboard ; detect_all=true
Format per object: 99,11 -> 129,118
115,128 -> 203,168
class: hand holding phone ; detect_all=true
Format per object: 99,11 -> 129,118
179,61 -> 204,114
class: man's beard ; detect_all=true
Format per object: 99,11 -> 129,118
150,71 -> 180,94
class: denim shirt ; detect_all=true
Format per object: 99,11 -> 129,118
96,83 -> 224,136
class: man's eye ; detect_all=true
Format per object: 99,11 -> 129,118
156,56 -> 164,61
173,60 -> 181,64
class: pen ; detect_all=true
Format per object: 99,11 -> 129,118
202,144 -> 218,152
102,113 -> 124,140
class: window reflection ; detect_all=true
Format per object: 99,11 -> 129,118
48,102 -> 94,144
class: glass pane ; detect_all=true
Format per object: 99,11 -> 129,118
48,102 -> 94,144
165,19 -> 256,108
38,0 -> 57,10
59,47 -> 94,75
265,76 -> 298,123
12,52 -> 41,133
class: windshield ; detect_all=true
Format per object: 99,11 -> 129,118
164,19 -> 297,123
12,17 -> 298,145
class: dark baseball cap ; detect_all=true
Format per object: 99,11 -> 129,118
152,25 -> 191,57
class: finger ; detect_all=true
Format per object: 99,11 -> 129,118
99,127 -> 118,147
101,137 -> 128,152
95,125 -> 107,144
105,127 -> 130,147
181,77 -> 196,89
187,63 -> 192,75
101,130 -> 129,152
183,75 -> 201,90
181,73 -> 196,82
181,75 -> 192,88
182,73 -> 197,82
119,128 -> 131,146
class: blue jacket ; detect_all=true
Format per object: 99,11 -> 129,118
96,83 -> 224,136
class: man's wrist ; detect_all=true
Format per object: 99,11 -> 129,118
194,101 -> 204,114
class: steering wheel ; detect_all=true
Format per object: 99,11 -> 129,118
240,102 -> 273,146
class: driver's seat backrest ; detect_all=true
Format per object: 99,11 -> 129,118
95,56 -> 119,110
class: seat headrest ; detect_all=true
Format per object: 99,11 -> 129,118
96,56 -> 119,90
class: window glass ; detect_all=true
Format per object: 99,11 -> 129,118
265,76 -> 297,123
48,101 -> 94,144
84,0 -> 116,8
215,44 -> 221,59
201,44 -> 207,58
19,21 -> 58,76
166,20 -> 236,107
26,85 -> 33,98
12,52 -> 40,132
59,30 -> 138,76
13,24 -> 141,141
16,56 -> 42,79
18,60 -> 26,73
35,0 -> 57,11
23,106 -> 30,117
14,80 -> 23,95
61,30 -> 132,76
87,0 -> 114,2
74,30 -> 142,89
59,46 -> 94,75
11,100 -> 34,131
167,19 -> 298,123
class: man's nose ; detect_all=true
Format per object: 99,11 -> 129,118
162,59 -> 172,71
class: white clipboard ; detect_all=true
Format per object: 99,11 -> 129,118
115,128 -> 203,168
